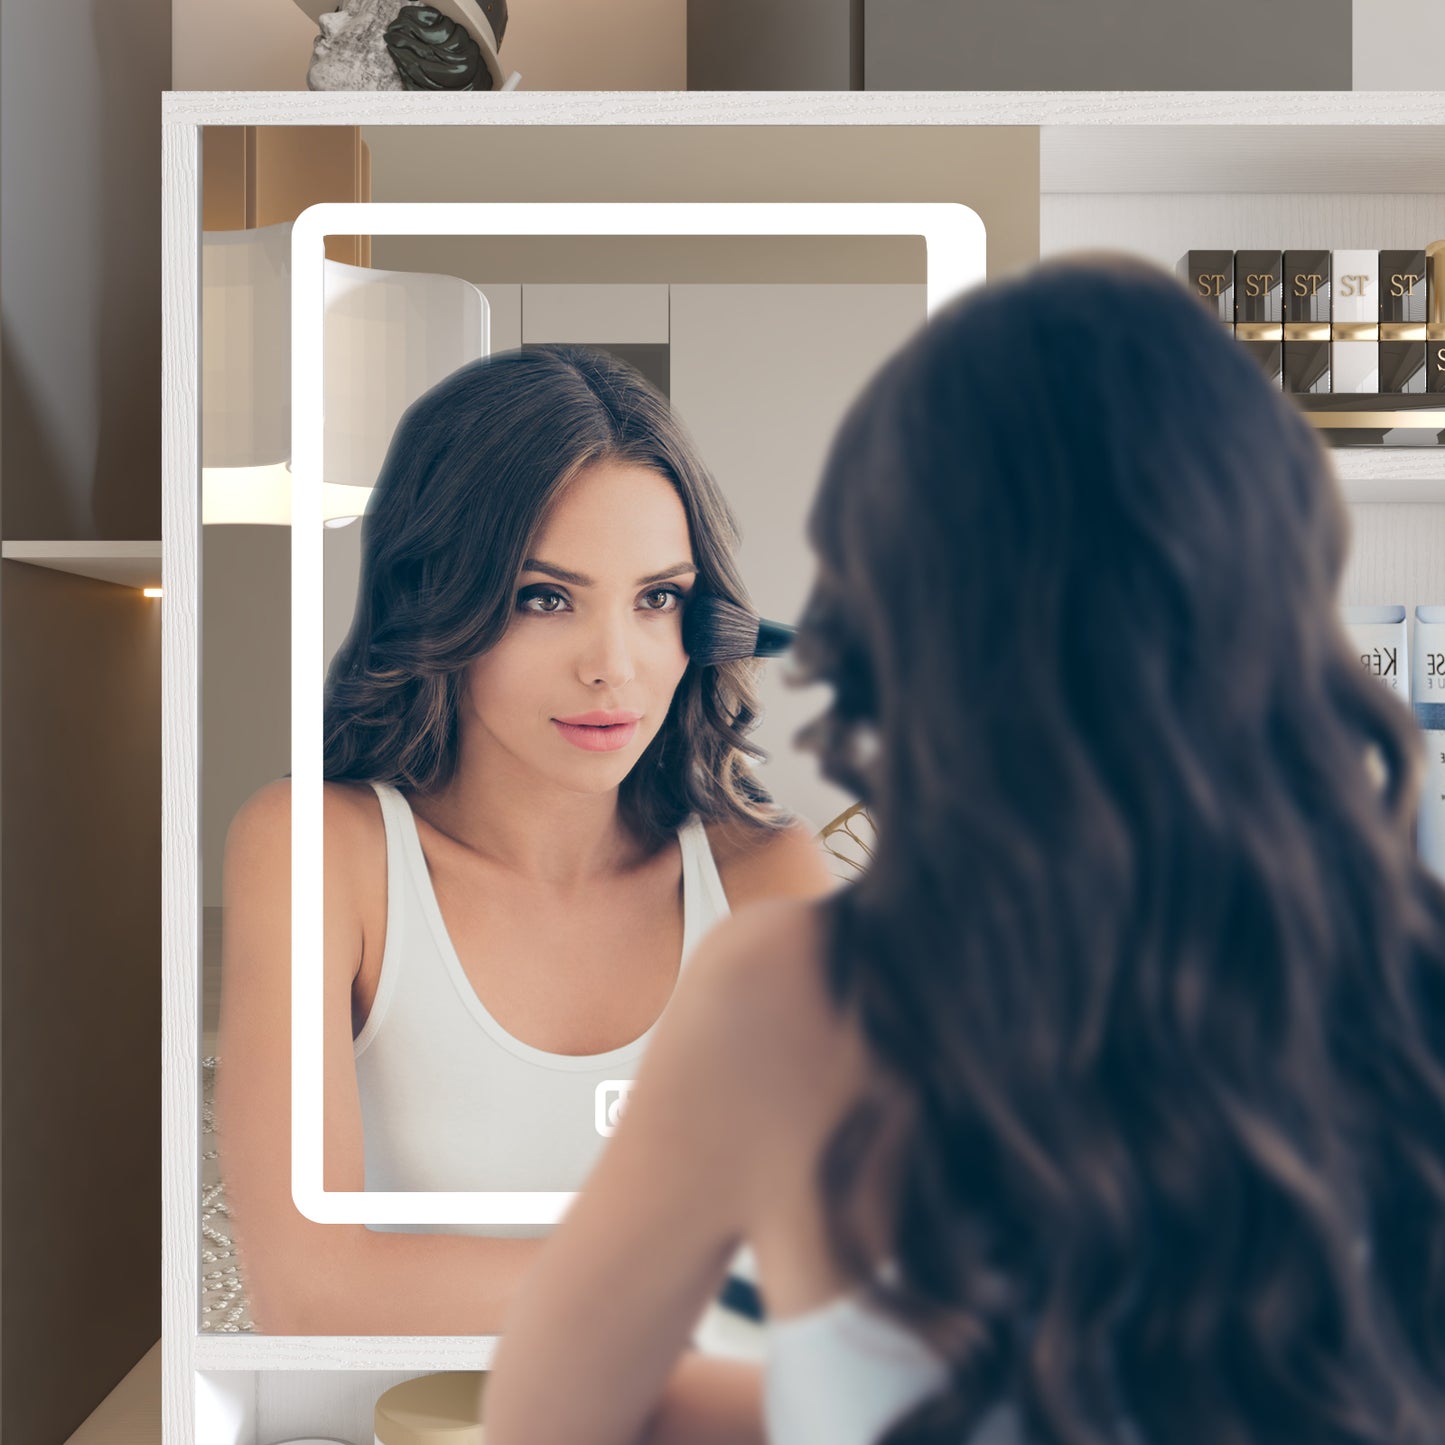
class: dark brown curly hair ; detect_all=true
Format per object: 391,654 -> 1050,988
325,344 -> 780,848
793,258 -> 1445,1444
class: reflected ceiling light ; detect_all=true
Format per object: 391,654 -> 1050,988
201,224 -> 488,526
201,465 -> 379,526
202,222 -> 292,473
322,256 -> 490,490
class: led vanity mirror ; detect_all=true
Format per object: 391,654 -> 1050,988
205,201 -> 984,1301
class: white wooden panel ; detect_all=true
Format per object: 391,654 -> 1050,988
1042,126 -> 1445,194
670,282 -> 926,830
194,1371 -> 255,1445
256,1370 -> 424,1445
1333,452 -> 1445,493
162,113 -> 202,1445
1041,192 -> 1445,267
163,91 -> 1445,131
193,1336 -> 500,1371
521,284 -> 669,344
1341,504 -> 1445,676
1343,503 -> 1445,607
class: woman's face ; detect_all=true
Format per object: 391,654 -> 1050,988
460,458 -> 697,798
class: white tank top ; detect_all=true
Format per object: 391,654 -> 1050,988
767,1296 -> 1021,1445
355,782 -> 731,1236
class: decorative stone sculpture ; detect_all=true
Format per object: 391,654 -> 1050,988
296,0 -> 514,92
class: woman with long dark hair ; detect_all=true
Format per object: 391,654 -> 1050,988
485,260 -> 1445,1444
216,345 -> 834,1335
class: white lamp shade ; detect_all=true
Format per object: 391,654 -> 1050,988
202,222 -> 292,469
322,259 -> 490,495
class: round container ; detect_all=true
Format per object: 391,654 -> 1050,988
374,1372 -> 487,1445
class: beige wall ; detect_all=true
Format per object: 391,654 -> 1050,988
174,0 -> 684,90
1,563 -> 162,1441
1354,0 -> 1445,87
2,0 -> 168,538
362,125 -> 1040,280
370,235 -> 925,285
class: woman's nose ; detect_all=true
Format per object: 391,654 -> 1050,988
316,8 -> 346,37
577,613 -> 636,689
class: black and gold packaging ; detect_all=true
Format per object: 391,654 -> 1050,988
1428,241 -> 1445,393
1235,250 -> 1282,388
1380,248 -> 1427,394
1332,250 -> 1380,393
1283,249 -> 1331,394
1181,250 -> 1234,325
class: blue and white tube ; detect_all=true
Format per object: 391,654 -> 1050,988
1414,605 -> 1445,880
1341,603 -> 1409,700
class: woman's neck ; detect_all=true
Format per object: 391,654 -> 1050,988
406,742 -> 645,888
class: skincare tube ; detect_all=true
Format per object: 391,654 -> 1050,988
1342,604 -> 1409,699
1283,249 -> 1331,394
1235,249 -> 1283,387
1380,248 -> 1427,394
1427,241 -> 1445,393
1181,251 -> 1235,326
1414,606 -> 1445,880
1332,249 -> 1381,393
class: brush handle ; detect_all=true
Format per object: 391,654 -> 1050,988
754,618 -> 796,657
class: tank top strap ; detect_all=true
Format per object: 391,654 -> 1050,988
353,780 -> 421,1054
678,813 -> 731,961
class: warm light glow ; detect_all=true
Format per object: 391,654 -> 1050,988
143,587 -> 163,599
201,464 -> 374,526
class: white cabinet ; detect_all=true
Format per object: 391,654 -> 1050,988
166,92 -> 1445,1445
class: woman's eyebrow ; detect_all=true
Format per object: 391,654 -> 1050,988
521,559 -> 590,585
637,563 -> 698,585
521,559 -> 698,586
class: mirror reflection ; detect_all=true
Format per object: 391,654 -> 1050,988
200,221 -> 925,1334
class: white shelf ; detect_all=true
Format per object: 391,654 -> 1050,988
193,1334 -> 499,1372
2,541 -> 162,590
1331,451 -> 1445,501
165,90 -> 1445,130
1041,125 -> 1445,195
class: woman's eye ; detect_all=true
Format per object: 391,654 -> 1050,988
518,587 -> 569,614
640,587 -> 682,613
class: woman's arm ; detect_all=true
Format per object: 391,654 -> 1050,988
214,779 -> 545,1335
483,901 -> 818,1445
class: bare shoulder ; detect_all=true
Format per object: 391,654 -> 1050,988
706,813 -> 839,907
224,777 -> 385,890
676,898 -> 851,1077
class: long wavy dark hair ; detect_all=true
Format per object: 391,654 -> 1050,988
793,257 -> 1445,1444
325,344 -> 778,846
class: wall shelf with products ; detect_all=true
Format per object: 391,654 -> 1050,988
1038,115 -> 1445,510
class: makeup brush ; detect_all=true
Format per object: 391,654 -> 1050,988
683,595 -> 796,665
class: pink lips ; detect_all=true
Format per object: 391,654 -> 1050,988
551,710 -> 642,753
